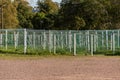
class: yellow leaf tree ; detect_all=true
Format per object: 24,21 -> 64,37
0,0 -> 18,29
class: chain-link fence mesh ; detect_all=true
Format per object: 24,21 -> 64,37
0,29 -> 119,55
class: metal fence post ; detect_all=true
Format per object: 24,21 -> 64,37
113,33 -> 115,54
61,32 -> 63,49
102,31 -> 104,48
106,30 -> 109,50
94,32 -> 96,52
33,32 -> 36,49
118,30 -> 119,48
14,31 -> 17,49
53,34 -> 56,54
74,33 -> 76,56
65,32 -> 68,47
87,31 -> 90,52
49,30 -> 52,53
0,33 -> 3,47
43,31 -> 46,50
91,34 -> 94,56
24,29 -> 27,54
5,30 -> 8,50
111,33 -> 113,50
79,32 -> 81,48
69,31 -> 72,53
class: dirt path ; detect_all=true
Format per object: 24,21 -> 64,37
0,56 -> 120,80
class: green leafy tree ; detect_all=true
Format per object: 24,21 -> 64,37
32,12 -> 45,29
108,0 -> 120,29
37,0 -> 59,14
16,0 -> 33,28
81,0 -> 108,29
33,0 -> 59,29
59,0 -> 109,30
58,0 -> 86,30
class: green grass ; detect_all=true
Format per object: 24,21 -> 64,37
94,50 -> 120,56
0,46 -> 120,57
0,52 -> 81,60
0,53 -> 40,60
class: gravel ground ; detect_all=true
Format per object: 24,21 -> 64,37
0,56 -> 120,80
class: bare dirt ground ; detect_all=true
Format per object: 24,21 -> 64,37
0,56 -> 120,80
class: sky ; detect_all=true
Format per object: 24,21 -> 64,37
53,0 -> 61,3
28,0 -> 62,7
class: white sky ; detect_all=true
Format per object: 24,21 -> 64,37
28,0 -> 61,7
53,0 -> 61,3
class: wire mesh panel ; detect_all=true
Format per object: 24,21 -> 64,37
0,29 -> 120,55
0,29 -> 24,53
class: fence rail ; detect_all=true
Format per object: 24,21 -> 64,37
0,29 -> 120,55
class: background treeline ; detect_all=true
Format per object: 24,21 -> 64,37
0,0 -> 120,30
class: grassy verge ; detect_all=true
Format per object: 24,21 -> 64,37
0,52 -> 76,60
0,47 -> 120,60
0,53 -> 42,60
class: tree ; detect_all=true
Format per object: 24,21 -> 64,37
108,0 -> 120,29
33,0 -> 59,29
37,0 -> 59,14
32,12 -> 45,29
81,0 -> 108,29
58,0 -> 86,30
16,0 -> 33,28
58,0 -> 109,30
0,0 -> 18,29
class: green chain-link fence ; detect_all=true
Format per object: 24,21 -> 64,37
0,29 -> 120,55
